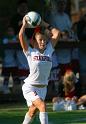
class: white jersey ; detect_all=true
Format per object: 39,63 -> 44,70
24,42 -> 54,85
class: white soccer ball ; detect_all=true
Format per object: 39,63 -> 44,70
25,11 -> 41,28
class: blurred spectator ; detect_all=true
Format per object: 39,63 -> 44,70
46,51 -> 60,100
75,14 -> 86,95
71,22 -> 79,74
46,0 -> 81,80
52,70 -> 78,111
48,0 -> 72,33
70,22 -> 81,96
77,95 -> 86,109
71,22 -> 79,41
16,50 -> 29,84
11,0 -> 30,89
1,26 -> 18,94
46,0 -> 73,77
77,14 -> 86,41
52,70 -> 86,111
11,0 -> 29,35
71,47 -> 81,96
63,70 -> 78,98
11,0 -> 34,39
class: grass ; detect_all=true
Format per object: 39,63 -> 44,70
0,103 -> 86,124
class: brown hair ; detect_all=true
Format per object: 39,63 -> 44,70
30,26 -> 47,47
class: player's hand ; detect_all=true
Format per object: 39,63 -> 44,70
23,15 -> 37,28
51,28 -> 60,39
22,15 -> 33,28
22,16 -> 28,28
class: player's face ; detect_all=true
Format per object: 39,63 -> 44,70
35,33 -> 47,51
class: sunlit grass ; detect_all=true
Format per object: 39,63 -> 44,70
0,103 -> 86,124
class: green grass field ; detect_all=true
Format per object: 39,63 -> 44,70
0,103 -> 86,124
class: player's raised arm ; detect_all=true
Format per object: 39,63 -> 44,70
41,20 -> 61,47
19,16 -> 28,52
50,28 -> 60,47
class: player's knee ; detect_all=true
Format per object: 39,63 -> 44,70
29,106 -> 37,118
29,109 -> 36,118
39,102 -> 46,112
29,111 -> 35,118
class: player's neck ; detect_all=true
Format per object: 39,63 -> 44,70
38,48 -> 45,54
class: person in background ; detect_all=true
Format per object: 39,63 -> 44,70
11,0 -> 29,35
69,22 -> 81,97
77,14 -> 86,41
19,14 -> 60,124
1,26 -> 18,94
63,70 -> 78,99
48,0 -> 72,33
76,14 -> 86,96
46,0 -> 81,97
77,95 -> 86,110
71,45 -> 80,97
75,26 -> 86,109
46,0 -> 73,77
52,69 -> 86,111
11,0 -> 30,90
52,70 -> 78,111
47,50 -> 60,100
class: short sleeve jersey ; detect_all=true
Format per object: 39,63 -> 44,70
24,42 -> 54,85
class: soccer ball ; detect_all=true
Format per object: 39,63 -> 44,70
25,11 -> 41,28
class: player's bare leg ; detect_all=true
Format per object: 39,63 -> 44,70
22,104 -> 37,124
33,98 -> 48,124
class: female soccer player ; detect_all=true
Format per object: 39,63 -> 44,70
19,15 -> 60,124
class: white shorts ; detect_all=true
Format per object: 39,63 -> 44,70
22,84 -> 47,106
